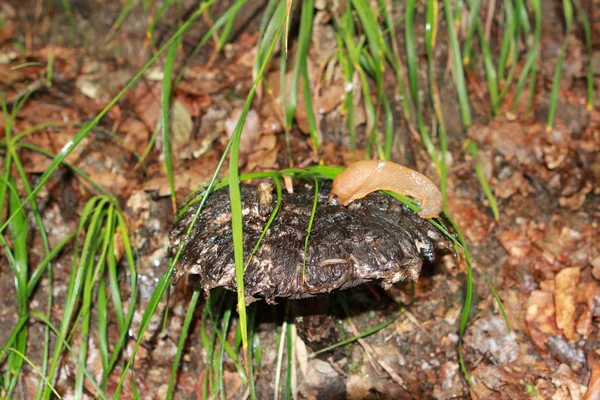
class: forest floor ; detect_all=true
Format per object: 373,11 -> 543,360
0,0 -> 598,399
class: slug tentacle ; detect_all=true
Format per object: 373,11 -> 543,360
329,160 -> 443,219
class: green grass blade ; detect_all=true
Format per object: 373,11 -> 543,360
42,197 -> 108,399
175,0 -> 247,86
29,311 -> 108,399
546,0 -> 573,131
106,0 -> 138,40
216,0 -> 245,50
475,23 -> 499,115
302,179 -> 319,279
465,141 -> 499,220
425,0 -> 448,211
350,0 -> 384,88
46,51 -> 54,87
166,288 -> 200,400
112,267 -> 173,398
572,0 -> 594,110
462,0 -> 482,65
227,7 -> 285,383
0,348 -> 60,399
382,93 -> 394,160
4,178 -> 29,396
513,0 -> 541,111
497,0 -> 515,82
162,40 -> 178,212
514,0 -> 531,38
147,0 -> 177,45
286,0 -> 314,129
379,0 -> 412,120
97,277 -> 109,375
283,322 -> 293,400
301,60 -> 320,151
405,0 -> 420,112
58,0 -> 76,28
12,142 -> 114,199
442,0 -> 472,126
312,315 -> 398,356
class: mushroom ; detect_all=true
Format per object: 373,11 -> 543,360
329,160 -> 443,218
169,180 -> 452,304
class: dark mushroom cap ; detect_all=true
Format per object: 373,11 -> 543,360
169,181 -> 453,304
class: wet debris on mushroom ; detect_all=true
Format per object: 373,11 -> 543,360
169,180 -> 453,304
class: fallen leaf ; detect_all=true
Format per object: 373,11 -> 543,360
584,365 -> 600,400
552,363 -> 587,400
554,267 -> 581,341
170,99 -> 193,156
346,375 -> 372,400
526,290 -> 561,357
225,108 -> 260,155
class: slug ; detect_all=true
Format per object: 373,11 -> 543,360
329,160 -> 443,218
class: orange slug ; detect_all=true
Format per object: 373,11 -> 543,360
329,160 -> 443,219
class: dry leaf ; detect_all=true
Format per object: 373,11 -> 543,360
346,375 -> 372,400
170,99 -> 193,155
526,290 -> 561,357
584,365 -> 600,400
225,108 -> 260,155
554,267 -> 581,341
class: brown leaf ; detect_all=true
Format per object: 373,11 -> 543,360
120,118 -> 150,156
554,267 -> 581,341
552,364 -> 587,400
225,108 -> 261,156
170,99 -> 193,154
526,290 -> 560,357
584,365 -> 600,400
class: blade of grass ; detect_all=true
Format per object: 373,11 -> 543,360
425,0 -> 448,212
162,39 -> 179,213
286,0 -> 314,130
379,0 -> 412,120
29,311 -> 109,399
274,319 -> 287,400
312,316 -> 398,356
512,0 -> 541,111
106,0 -> 138,41
216,0 -> 245,51
0,348 -> 60,399
546,0 -> 573,131
475,22 -> 499,115
497,0 -> 515,82
442,0 -> 472,126
334,22 -> 357,152
166,288 -> 201,400
46,51 -> 54,87
302,179 -> 319,280
227,8 -> 285,384
465,141 -> 499,220
3,178 -> 29,396
301,59 -> 320,152
58,0 -> 76,29
283,321 -> 294,400
147,0 -> 177,46
405,0 -> 419,111
42,197 -> 108,399
572,0 -> 594,110
462,0 -> 483,65
404,0 -> 436,158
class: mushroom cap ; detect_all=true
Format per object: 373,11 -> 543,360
169,181 -> 453,304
